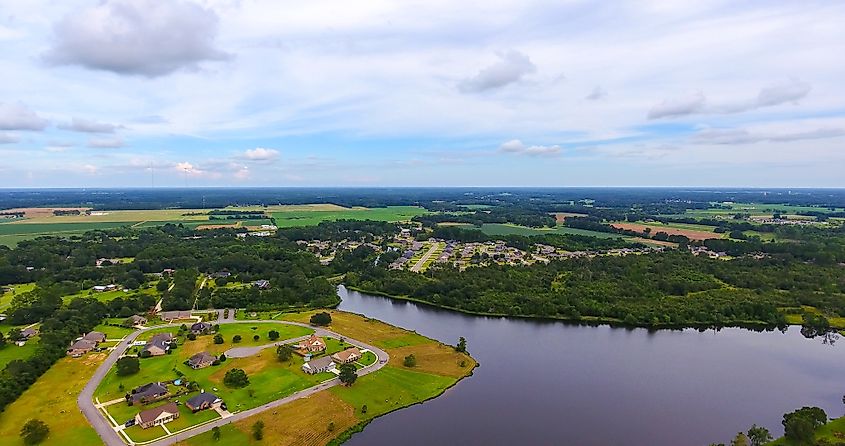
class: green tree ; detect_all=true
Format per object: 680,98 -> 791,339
0,331 -> 6,348
253,334 -> 259,341
213,333 -> 224,344
328,421 -> 335,432
187,332 -> 197,341
783,406 -> 827,443
223,368 -> 250,388
310,312 -> 332,326
232,335 -> 242,343
211,426 -> 221,441
456,336 -> 467,353
746,424 -> 772,446
361,404 -> 368,414
338,363 -> 357,386
20,419 -> 49,445
115,357 -> 140,376
730,432 -> 749,446
252,420 -> 264,440
276,345 -> 292,362
403,354 -> 416,367
268,330 -> 280,340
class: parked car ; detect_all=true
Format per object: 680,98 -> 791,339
125,419 -> 135,427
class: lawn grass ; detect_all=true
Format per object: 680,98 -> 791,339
0,283 -> 36,310
91,323 -> 135,339
62,286 -> 160,303
0,337 -> 39,369
0,353 -> 107,446
271,206 -> 428,228
124,424 -> 168,442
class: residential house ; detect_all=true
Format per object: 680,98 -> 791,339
127,382 -> 169,405
185,392 -> 221,412
210,271 -> 231,279
159,310 -> 192,321
92,284 -> 118,292
142,333 -> 174,356
82,331 -> 107,343
189,322 -> 213,335
20,327 -> 39,340
186,352 -> 216,369
331,347 -> 362,364
302,356 -> 336,374
67,339 -> 97,357
295,335 -> 326,353
135,402 -> 179,429
253,279 -> 270,289
125,315 -> 148,326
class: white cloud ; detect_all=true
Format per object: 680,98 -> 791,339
242,147 -> 279,161
81,164 -> 97,174
647,92 -> 706,119
458,50 -> 536,93
498,139 -> 561,156
59,117 -> 120,133
585,86 -> 607,101
44,0 -> 229,77
0,102 -> 48,130
0,133 -> 19,144
691,127 -> 845,145
87,137 -> 125,148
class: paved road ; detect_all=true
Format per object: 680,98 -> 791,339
410,243 -> 440,272
78,318 -> 389,446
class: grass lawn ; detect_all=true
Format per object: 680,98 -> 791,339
0,353 -> 107,446
0,337 -> 39,369
124,424 -> 168,442
0,283 -> 36,310
271,206 -> 428,228
92,323 -> 135,339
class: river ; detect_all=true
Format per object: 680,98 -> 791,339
336,286 -> 845,446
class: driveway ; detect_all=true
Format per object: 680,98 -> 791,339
78,318 -> 389,446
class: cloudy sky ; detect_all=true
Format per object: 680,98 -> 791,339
1,0 -> 844,187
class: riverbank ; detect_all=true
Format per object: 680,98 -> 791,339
176,309 -> 476,446
344,285 -> 797,331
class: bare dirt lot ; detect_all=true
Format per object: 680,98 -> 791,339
612,223 -> 723,241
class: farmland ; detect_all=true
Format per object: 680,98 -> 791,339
611,222 -> 724,241
444,222 -> 629,239
271,205 -> 428,227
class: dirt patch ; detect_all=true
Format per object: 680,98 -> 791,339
282,310 -> 420,348
611,223 -> 721,241
551,212 -> 587,223
238,391 -> 357,446
386,343 -> 476,378
628,237 -> 677,247
208,355 -> 273,383
1,207 -> 91,218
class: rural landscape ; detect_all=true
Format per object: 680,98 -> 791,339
0,188 -> 843,445
2,0 -> 844,445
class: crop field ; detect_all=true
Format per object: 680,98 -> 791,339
680,202 -> 844,218
271,205 -> 428,227
458,223 -> 628,239
611,222 -> 724,241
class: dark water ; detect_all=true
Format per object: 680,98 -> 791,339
336,286 -> 845,446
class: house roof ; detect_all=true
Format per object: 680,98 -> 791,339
190,322 -> 212,331
82,331 -> 106,341
129,382 -> 168,402
143,333 -> 173,352
21,328 -> 38,338
188,352 -> 216,366
301,335 -> 325,347
332,347 -> 362,362
136,402 -> 178,424
68,339 -> 96,351
127,315 -> 146,322
186,392 -> 220,408
304,356 -> 335,370
159,310 -> 191,320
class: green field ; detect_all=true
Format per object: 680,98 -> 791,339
768,416 -> 845,445
0,336 -> 39,369
448,223 -> 628,239
61,286 -> 159,303
680,202 -> 844,218
0,222 -> 139,246
271,206 -> 428,227
1,283 -> 36,310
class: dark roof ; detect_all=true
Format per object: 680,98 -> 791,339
21,328 -> 38,338
304,356 -> 335,370
190,322 -> 212,331
129,382 -> 168,403
68,339 -> 96,351
136,402 -> 178,424
82,331 -> 106,342
143,334 -> 172,353
187,352 -> 216,366
186,392 -> 220,408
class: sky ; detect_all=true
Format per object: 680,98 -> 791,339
0,0 -> 844,188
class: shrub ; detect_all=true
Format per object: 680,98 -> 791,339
223,368 -> 250,388
115,357 -> 140,376
310,312 -> 332,326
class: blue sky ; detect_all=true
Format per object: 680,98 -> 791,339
1,0 -> 844,187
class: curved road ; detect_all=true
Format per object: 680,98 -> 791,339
77,316 -> 389,446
